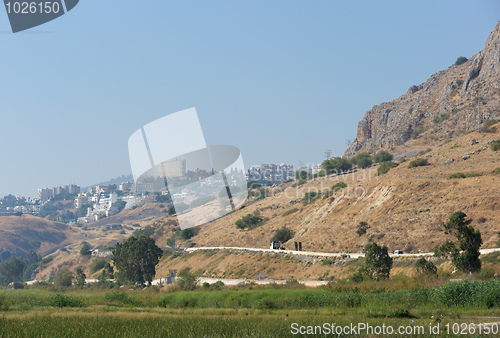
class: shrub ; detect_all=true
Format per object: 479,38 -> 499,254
47,293 -> 83,307
387,309 -> 413,318
302,191 -> 320,206
408,158 -> 429,168
89,258 -> 108,274
331,181 -> 347,191
176,269 -> 198,291
321,259 -> 335,266
448,172 -> 466,179
434,280 -> 500,307
350,270 -> 364,283
491,140 -> 500,151
415,257 -> 437,276
377,161 -> 398,175
454,56 -> 468,66
373,151 -> 393,163
282,208 -> 298,217
432,113 -> 450,124
356,221 -> 368,236
482,119 -> 498,132
271,226 -> 294,243
180,228 -> 197,240
448,172 -> 482,180
133,225 -> 155,237
54,268 -> 73,287
494,168 -> 500,175
411,126 -> 428,139
255,188 -> 267,201
236,214 -> 264,230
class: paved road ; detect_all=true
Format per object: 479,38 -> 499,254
185,246 -> 500,259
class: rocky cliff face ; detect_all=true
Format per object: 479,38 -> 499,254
345,22 -> 500,157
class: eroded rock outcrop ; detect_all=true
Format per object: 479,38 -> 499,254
345,22 -> 500,157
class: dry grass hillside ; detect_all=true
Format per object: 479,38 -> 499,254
25,126 -> 500,281
0,215 -> 73,257
152,126 -> 500,255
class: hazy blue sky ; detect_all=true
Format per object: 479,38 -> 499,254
1,1 -> 499,197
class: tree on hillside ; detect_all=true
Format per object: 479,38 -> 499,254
363,243 -> 393,280
353,153 -> 373,169
434,211 -> 482,273
112,235 -> 163,286
322,157 -> 352,175
455,56 -> 468,66
373,151 -> 393,163
80,243 -> 92,256
271,226 -> 294,243
0,256 -> 25,285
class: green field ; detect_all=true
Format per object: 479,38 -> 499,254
1,279 -> 500,337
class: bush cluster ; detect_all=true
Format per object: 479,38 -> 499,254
377,161 -> 398,175
407,158 -> 429,168
491,140 -> 500,151
235,214 -> 264,230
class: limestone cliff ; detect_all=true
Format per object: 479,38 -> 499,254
345,22 -> 500,157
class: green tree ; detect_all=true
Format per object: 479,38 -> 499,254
54,268 -> 73,287
354,153 -> 373,169
455,56 -> 468,66
295,170 -> 310,181
434,212 -> 482,273
22,251 -> 42,281
0,256 -> 25,285
373,151 -> 393,163
112,235 -> 163,286
75,267 -> 86,287
271,226 -> 294,243
80,243 -> 92,256
356,221 -> 369,236
176,268 -> 198,291
322,157 -> 352,175
363,243 -> 393,280
180,227 -> 197,240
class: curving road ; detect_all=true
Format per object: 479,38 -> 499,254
185,246 -> 500,259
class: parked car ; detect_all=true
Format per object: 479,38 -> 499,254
393,250 -> 403,255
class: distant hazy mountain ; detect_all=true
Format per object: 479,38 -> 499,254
82,174 -> 133,191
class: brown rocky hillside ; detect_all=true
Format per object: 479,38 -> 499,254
345,21 -> 500,157
0,215 -> 72,257
153,128 -> 500,255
